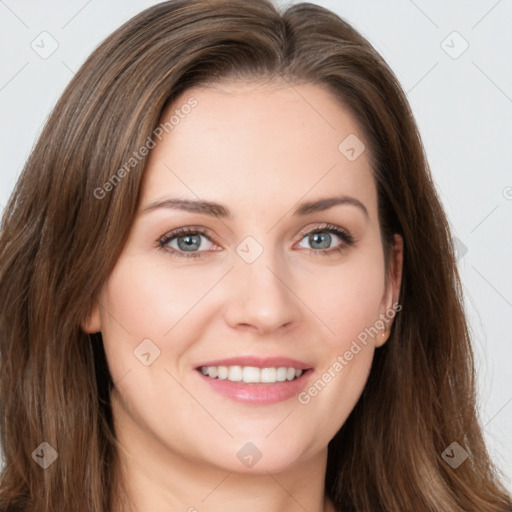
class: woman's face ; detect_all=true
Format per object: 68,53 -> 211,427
84,80 -> 402,474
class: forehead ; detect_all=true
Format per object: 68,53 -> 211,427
140,80 -> 378,220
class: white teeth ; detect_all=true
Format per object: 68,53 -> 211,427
228,365 -> 243,381
261,367 -> 276,383
217,366 -> 228,380
200,365 -> 305,383
242,366 -> 260,383
276,367 -> 287,382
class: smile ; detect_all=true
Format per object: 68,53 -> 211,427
199,365 -> 303,383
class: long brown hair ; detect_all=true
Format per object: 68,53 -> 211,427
0,1 -> 510,511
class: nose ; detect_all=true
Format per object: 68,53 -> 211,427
222,248 -> 302,336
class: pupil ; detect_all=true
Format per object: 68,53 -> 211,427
311,232 -> 330,249
178,234 -> 200,251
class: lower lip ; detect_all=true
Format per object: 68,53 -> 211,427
196,369 -> 313,404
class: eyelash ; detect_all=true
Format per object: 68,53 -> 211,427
157,223 -> 356,259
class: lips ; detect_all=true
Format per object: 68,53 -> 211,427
193,355 -> 314,404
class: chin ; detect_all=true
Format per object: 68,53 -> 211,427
196,437 -> 313,475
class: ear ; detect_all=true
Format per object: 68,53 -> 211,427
81,300 -> 102,334
376,233 -> 403,347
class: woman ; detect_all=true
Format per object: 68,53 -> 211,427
0,1 -> 510,511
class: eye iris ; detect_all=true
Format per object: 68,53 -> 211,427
309,232 -> 331,249
177,234 -> 201,251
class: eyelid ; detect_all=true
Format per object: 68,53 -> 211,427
295,222 -> 353,241
158,225 -> 219,249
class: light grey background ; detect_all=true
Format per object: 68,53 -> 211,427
1,0 -> 511,490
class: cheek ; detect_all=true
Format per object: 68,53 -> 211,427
97,255 -> 226,383
100,255 -> 219,339
297,259 -> 384,434
296,249 -> 385,432
303,251 -> 386,348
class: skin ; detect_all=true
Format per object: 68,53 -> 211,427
83,80 -> 403,512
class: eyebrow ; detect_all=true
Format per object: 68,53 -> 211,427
141,195 -> 369,219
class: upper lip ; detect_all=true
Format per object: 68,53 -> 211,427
195,356 -> 313,370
